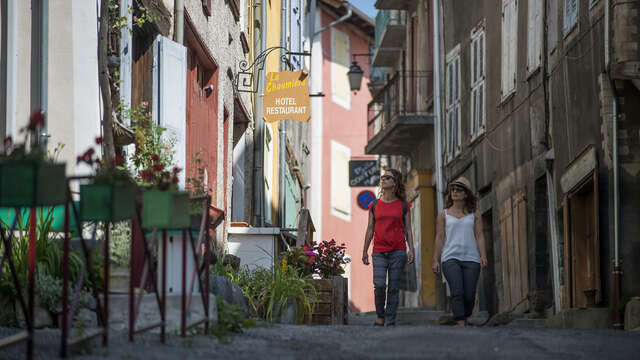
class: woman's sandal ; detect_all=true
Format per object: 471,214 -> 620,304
374,318 -> 385,327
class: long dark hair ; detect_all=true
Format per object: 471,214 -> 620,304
379,168 -> 406,201
445,186 -> 477,214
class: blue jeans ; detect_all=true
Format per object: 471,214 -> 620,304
372,250 -> 407,325
442,259 -> 481,321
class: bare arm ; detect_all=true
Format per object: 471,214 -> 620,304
474,211 -> 488,268
405,209 -> 415,264
432,211 -> 446,273
362,209 -> 375,265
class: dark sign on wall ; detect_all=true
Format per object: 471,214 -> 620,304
349,160 -> 380,187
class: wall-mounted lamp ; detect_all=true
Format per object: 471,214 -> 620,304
346,53 -> 373,92
204,84 -> 215,94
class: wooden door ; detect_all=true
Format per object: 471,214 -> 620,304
567,172 -> 601,308
499,190 -> 529,312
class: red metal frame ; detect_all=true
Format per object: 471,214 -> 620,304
60,176 -> 110,357
0,209 -> 34,359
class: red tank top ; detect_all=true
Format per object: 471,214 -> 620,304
370,199 -> 410,253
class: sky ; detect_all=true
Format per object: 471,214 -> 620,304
348,0 -> 378,19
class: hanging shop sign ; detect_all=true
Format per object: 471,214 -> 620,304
263,70 -> 310,123
349,160 -> 380,187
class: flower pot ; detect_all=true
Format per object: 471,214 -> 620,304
310,276 -> 348,325
271,299 -> 298,325
109,266 -> 130,293
141,190 -> 190,229
80,182 -> 137,222
0,161 -> 67,207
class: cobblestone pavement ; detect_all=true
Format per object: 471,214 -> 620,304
2,316 -> 639,359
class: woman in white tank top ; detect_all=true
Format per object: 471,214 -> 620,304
432,177 -> 487,326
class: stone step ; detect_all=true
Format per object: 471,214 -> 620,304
396,309 -> 445,325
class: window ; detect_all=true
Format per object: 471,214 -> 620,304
501,0 -> 517,98
331,28 -> 350,110
563,0 -> 578,37
445,45 -> 461,160
330,140 -> 351,220
470,26 -> 485,138
527,0 -> 543,74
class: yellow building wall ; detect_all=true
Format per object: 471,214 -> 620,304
266,0 -> 282,224
409,169 -> 437,307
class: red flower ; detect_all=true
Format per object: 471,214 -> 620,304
153,163 -> 165,172
28,111 -> 45,130
172,167 -> 181,175
172,176 -> 179,184
95,136 -> 103,145
140,170 -> 151,181
76,155 -> 84,164
151,154 -> 160,162
114,154 -> 124,165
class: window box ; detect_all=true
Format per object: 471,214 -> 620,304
142,190 -> 190,229
80,182 -> 138,222
0,161 -> 67,207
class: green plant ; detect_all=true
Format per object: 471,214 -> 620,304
128,103 -> 176,184
77,136 -> 134,184
109,221 -> 131,267
211,297 -> 255,340
279,246 -> 316,277
258,261 -> 317,324
0,208 -> 99,326
313,239 -> 349,279
186,151 -> 210,213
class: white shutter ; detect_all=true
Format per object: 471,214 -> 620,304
563,0 -> 578,36
330,140 -> 351,220
502,0 -> 517,97
153,36 -> 187,189
232,133 -> 246,222
527,0 -> 542,74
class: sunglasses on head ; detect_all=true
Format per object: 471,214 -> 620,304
381,175 -> 395,181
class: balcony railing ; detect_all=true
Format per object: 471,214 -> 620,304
367,71 -> 434,143
374,10 -> 406,49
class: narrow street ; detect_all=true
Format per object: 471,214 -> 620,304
2,314 -> 639,359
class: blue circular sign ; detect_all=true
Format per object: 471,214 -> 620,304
357,190 -> 376,210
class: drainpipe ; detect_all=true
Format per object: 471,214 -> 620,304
253,0 -> 267,226
280,0 -> 287,228
30,0 -> 49,149
175,0 -> 184,44
605,0 -> 623,330
432,0 -> 444,212
312,1 -> 352,40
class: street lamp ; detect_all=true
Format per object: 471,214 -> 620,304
347,61 -> 364,91
346,53 -> 373,92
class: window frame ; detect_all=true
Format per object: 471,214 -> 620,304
445,44 -> 462,161
470,24 -> 486,140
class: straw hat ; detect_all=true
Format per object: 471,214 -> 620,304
449,176 -> 472,193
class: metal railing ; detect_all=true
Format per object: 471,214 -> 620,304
367,71 -> 434,142
374,10 -> 407,49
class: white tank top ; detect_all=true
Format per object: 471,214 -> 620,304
441,209 -> 481,263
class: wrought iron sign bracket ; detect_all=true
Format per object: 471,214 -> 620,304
234,46 -> 311,93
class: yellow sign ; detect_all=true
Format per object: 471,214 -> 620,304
263,70 -> 310,123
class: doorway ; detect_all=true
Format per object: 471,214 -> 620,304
479,209 -> 497,316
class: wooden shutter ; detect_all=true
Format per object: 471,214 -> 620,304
527,0 -> 542,73
330,140 -> 350,216
499,198 -> 512,311
513,191 -> 529,310
549,0 -> 559,52
501,0 -> 517,96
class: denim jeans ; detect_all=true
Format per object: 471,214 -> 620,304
372,250 -> 407,325
442,259 -> 481,321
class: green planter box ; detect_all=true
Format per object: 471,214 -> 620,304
0,161 -> 67,207
80,182 -> 137,222
141,190 -> 190,229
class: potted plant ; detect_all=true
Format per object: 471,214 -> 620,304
78,137 -> 137,222
185,151 -> 210,230
0,111 -> 67,207
309,239 -> 350,325
139,153 -> 189,229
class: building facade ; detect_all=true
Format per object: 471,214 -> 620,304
436,0 -> 640,326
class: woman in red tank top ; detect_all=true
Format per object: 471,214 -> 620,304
362,169 -> 415,327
